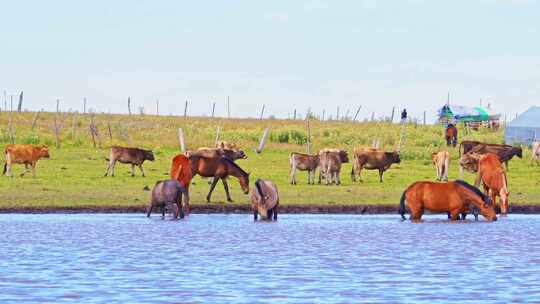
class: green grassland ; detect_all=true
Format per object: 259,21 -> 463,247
0,111 -> 538,210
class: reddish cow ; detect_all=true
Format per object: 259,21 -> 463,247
3,144 -> 50,177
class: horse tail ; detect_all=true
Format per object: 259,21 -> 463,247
399,189 -> 407,220
255,179 -> 265,199
2,162 -> 6,175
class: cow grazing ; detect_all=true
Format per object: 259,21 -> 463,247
469,143 -> 522,171
3,144 -> 50,177
289,152 -> 319,185
104,146 -> 155,177
532,141 -> 540,165
351,148 -> 401,183
475,153 -> 510,215
251,179 -> 279,221
318,149 -> 349,185
432,151 -> 450,181
445,124 -> 458,147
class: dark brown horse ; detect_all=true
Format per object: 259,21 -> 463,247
445,124 -> 458,147
190,156 -> 250,202
399,180 -> 497,222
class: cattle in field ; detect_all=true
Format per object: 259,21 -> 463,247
289,152 -> 319,185
251,179 -> 279,221
432,151 -> 450,181
104,146 -> 155,177
531,141 -> 540,165
3,144 -> 50,177
459,140 -> 482,156
475,153 -> 510,215
187,147 -> 247,161
445,124 -> 458,147
318,149 -> 349,185
469,143 -> 522,171
351,148 -> 400,183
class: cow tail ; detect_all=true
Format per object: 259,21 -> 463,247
399,189 -> 407,220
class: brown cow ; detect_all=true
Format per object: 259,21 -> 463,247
318,149 -> 349,185
459,140 -> 482,156
475,153 -> 510,215
351,148 -> 401,183
289,152 -> 319,185
3,144 -> 50,177
104,146 -> 155,177
432,151 -> 450,181
469,143 -> 522,171
187,147 -> 247,161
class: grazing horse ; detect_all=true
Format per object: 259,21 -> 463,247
190,156 -> 250,202
170,154 -> 193,215
445,124 -> 458,147
251,179 -> 279,221
475,153 -> 510,215
399,180 -> 497,222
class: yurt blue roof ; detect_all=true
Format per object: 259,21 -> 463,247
508,107 -> 540,128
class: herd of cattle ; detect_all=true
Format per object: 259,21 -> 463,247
0,133 -> 532,221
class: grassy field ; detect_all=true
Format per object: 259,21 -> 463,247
0,111 -> 539,210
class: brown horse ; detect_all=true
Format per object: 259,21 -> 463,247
475,153 -> 510,215
170,154 -> 193,215
399,180 -> 497,222
445,124 -> 458,147
190,156 -> 250,202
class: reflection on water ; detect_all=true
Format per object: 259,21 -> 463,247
0,214 -> 539,303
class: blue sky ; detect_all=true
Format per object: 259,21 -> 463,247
1,0 -> 539,121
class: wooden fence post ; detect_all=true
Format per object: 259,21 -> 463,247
156,99 -> 159,116
255,128 -> 270,154
423,111 -> 426,125
31,111 -> 41,130
353,106 -> 362,121
336,106 -> 340,121
83,97 -> 87,114
259,105 -> 265,120
17,91 -> 23,112
306,118 -> 311,154
390,106 -> 395,123
71,112 -> 77,138
178,128 -> 186,153
215,125 -> 221,144
128,97 -> 132,115
293,109 -> 296,120
107,116 -> 113,141
184,101 -> 188,118
227,96 -> 230,119
211,102 -> 216,118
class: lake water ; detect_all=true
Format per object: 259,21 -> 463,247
1,213 -> 539,303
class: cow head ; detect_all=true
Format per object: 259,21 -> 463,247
387,151 -> 401,164
339,150 -> 349,163
144,150 -> 155,161
39,146 -> 50,159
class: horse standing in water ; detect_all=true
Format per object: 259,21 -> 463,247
475,153 -> 510,215
170,154 -> 193,215
445,124 -> 458,147
399,180 -> 497,222
190,156 -> 250,202
251,179 -> 279,221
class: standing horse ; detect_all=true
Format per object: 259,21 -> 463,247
190,156 -> 250,202
445,124 -> 458,147
399,180 -> 497,222
251,179 -> 279,221
475,153 -> 510,215
170,154 -> 193,215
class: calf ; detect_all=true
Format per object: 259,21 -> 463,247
318,149 -> 349,185
432,151 -> 450,181
251,179 -> 279,221
289,152 -> 319,185
147,180 -> 189,219
3,144 -> 50,177
351,148 -> 400,183
104,146 -> 155,177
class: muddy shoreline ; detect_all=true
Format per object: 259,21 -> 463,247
1,204 -> 540,214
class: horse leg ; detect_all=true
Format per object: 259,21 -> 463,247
449,209 -> 461,221
146,203 -> 153,217
221,178 -> 233,202
206,177 -> 220,203
273,205 -> 278,221
267,208 -> 273,220
104,159 -> 113,177
139,164 -> 146,177
131,164 -> 135,177
378,169 -> 384,183
161,205 -> 165,218
31,162 -> 37,178
336,171 -> 341,185
253,209 -> 258,221
290,166 -> 296,185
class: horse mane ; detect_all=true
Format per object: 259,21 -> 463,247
221,157 -> 248,176
454,180 -> 488,201
255,179 -> 264,199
